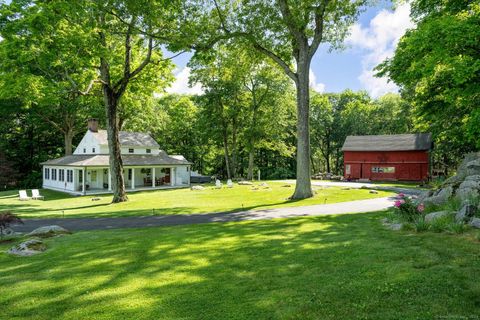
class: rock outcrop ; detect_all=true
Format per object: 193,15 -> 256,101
27,225 -> 70,238
8,238 -> 46,256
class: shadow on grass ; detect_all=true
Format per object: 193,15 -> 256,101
1,212 -> 479,319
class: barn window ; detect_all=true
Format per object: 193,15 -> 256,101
92,147 -> 96,153
372,167 -> 395,173
51,169 -> 57,180
128,169 -> 132,180
129,148 -> 134,153
146,148 -> 151,153
44,168 -> 50,180
59,169 -> 65,182
345,165 -> 351,175
83,148 -> 86,153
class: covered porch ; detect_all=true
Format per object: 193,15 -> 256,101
74,166 -> 190,195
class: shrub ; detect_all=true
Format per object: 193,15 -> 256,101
430,215 -> 454,233
414,218 -> 430,232
447,222 -> 467,234
0,211 -> 23,238
392,195 -> 424,223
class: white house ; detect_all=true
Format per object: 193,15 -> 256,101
41,119 -> 191,195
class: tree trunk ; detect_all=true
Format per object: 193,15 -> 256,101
222,123 -> 232,180
64,129 -> 74,156
231,118 -> 238,178
247,149 -> 254,180
291,59 -> 313,199
104,91 -> 128,203
325,154 -> 331,173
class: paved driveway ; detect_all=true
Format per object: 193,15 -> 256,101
14,196 -> 396,232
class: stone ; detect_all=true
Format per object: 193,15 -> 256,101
455,203 -> 477,222
456,187 -> 479,201
259,182 -> 268,187
191,185 -> 205,191
388,223 -> 403,231
469,218 -> 480,228
27,225 -> 70,238
238,181 -> 253,185
369,190 -> 378,194
425,211 -> 451,223
466,159 -> 480,176
8,238 -> 46,256
423,186 -> 453,206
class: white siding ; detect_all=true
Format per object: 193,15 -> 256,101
175,166 -> 190,186
73,130 -> 101,155
42,166 -> 76,192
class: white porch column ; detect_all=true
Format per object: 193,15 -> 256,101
131,168 -> 135,190
82,167 -> 86,195
152,168 -> 156,188
108,169 -> 112,191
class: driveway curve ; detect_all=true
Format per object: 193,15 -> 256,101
14,196 -> 396,232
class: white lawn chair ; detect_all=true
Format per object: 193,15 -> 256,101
19,190 -> 31,201
31,189 -> 44,200
215,179 -> 222,189
227,179 -> 233,188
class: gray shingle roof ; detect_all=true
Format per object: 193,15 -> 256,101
92,130 -> 160,147
41,153 -> 191,167
342,133 -> 432,152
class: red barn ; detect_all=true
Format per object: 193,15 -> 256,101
342,133 -> 432,181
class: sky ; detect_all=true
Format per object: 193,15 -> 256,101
166,1 -> 415,98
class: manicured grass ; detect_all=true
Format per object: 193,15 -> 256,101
0,182 -> 393,219
1,212 -> 479,319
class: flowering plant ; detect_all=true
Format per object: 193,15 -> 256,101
392,196 -> 423,222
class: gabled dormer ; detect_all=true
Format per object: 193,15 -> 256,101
73,119 -> 161,155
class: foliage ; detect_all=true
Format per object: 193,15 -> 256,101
392,195 -> 424,223
377,0 -> 480,170
0,211 -> 23,237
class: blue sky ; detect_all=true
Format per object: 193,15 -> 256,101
167,1 -> 414,98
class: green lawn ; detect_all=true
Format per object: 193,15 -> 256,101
0,182 -> 393,219
1,212 -> 479,319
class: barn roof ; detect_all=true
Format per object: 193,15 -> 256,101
92,130 -> 160,147
342,133 -> 432,152
41,153 -> 191,167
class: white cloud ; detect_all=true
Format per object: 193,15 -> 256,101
166,67 -> 203,95
347,4 -> 414,97
309,69 -> 326,93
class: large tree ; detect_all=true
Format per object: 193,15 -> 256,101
203,0 -> 368,198
0,0 -> 102,155
377,0 -> 480,169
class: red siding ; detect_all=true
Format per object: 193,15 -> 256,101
344,151 -> 429,181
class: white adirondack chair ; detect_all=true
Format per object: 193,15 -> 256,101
31,189 -> 44,200
215,179 -> 222,189
19,190 -> 31,201
227,179 -> 233,188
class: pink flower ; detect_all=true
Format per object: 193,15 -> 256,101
417,203 -> 425,213
398,193 -> 405,198
394,200 -> 402,208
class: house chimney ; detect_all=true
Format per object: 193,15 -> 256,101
87,118 -> 98,132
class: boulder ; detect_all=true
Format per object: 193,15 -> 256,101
387,223 -> 403,231
455,203 -> 477,223
369,190 -> 378,194
466,159 -> 480,176
259,182 -> 269,187
469,218 -> 480,229
425,211 -> 451,223
423,186 -> 453,206
27,225 -> 70,238
191,185 -> 205,191
238,181 -> 253,185
8,238 -> 46,256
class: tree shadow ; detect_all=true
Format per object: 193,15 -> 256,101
0,212 -> 478,319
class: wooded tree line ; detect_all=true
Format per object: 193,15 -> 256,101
0,0 -> 478,199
